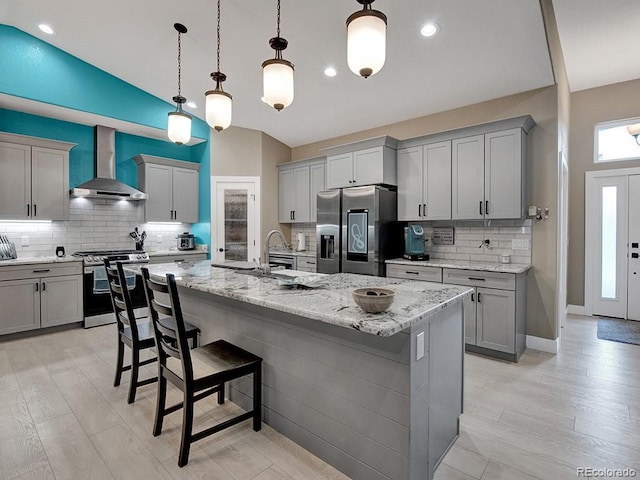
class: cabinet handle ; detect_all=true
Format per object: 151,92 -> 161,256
35,282 -> 39,292
468,277 -> 486,281
485,201 -> 489,215
33,269 -> 51,273
405,271 -> 420,275
174,210 -> 177,220
173,259 -> 185,263
479,201 -> 483,215
292,210 -> 295,220
27,204 -> 30,217
477,292 -> 481,303
218,248 -> 225,252
42,282 -> 46,291
418,204 -> 422,217
33,204 -> 36,217
423,203 -> 427,216
305,261 -> 314,264
471,292 -> 474,302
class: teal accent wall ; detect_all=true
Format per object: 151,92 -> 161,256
0,25 -> 211,249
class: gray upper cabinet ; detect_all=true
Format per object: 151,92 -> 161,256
398,115 -> 534,222
452,135 -> 485,220
322,136 -> 399,189
452,128 -> 525,220
278,157 -> 325,224
398,141 -> 452,221
135,154 -> 200,223
0,133 -> 75,221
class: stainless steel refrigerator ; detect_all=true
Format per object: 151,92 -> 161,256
316,185 -> 400,276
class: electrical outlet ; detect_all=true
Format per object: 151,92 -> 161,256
416,332 -> 425,361
512,239 -> 530,250
21,235 -> 29,246
156,235 -> 162,243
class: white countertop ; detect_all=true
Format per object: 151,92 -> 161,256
0,256 -> 82,267
126,261 -> 471,337
386,258 -> 532,274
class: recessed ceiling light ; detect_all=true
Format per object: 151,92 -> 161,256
186,101 -> 197,109
38,24 -> 55,35
324,67 -> 337,77
420,23 -> 439,37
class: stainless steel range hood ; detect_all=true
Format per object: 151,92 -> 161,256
70,126 -> 147,200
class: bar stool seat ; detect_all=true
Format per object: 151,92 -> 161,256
121,322 -> 155,344
141,267 -> 262,468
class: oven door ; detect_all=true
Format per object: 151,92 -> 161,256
83,265 -> 148,328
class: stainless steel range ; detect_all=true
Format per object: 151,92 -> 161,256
73,250 -> 150,328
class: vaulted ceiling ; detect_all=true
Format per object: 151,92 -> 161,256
2,1 -> 638,146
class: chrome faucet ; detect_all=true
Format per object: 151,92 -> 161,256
263,229 -> 289,273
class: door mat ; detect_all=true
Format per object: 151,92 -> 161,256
597,318 -> 640,346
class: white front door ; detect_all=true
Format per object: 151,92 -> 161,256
211,177 -> 260,264
587,175 -> 628,318
628,175 -> 640,320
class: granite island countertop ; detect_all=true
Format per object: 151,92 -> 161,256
126,261 -> 471,337
386,258 -> 532,274
147,249 -> 207,257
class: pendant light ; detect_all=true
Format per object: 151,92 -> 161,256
205,0 -> 233,132
346,0 -> 387,78
262,0 -> 294,111
167,23 -> 192,145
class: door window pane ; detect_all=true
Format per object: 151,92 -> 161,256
224,189 -> 248,261
595,119 -> 640,163
601,186 -> 617,299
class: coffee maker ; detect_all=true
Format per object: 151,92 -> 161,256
403,225 -> 428,261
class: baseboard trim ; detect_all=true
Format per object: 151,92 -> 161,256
567,304 -> 585,316
526,335 -> 559,354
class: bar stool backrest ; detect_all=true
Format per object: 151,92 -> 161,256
140,268 -> 195,383
105,260 -> 140,343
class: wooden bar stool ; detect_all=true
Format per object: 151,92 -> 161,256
105,260 -> 158,404
107,260 -> 199,403
141,267 -> 263,467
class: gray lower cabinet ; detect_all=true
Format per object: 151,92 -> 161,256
442,268 -> 526,361
387,264 -> 527,361
296,256 -> 316,272
0,262 -> 83,336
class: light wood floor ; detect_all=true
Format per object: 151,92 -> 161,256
0,314 -> 638,480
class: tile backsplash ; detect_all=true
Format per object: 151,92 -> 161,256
415,220 -> 532,264
0,197 -> 193,257
291,220 -> 532,264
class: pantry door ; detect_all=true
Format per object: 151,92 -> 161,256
211,177 -> 260,264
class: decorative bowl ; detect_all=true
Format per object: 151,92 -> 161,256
352,288 -> 395,313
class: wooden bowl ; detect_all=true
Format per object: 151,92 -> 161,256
352,288 -> 395,313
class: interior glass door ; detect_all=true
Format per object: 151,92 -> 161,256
212,179 -> 259,264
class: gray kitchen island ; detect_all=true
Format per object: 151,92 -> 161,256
128,261 -> 472,480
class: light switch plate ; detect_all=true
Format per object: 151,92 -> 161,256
416,332 -> 425,361
156,235 -> 162,243
21,235 -> 29,246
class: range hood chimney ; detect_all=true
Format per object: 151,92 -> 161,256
70,126 -> 148,200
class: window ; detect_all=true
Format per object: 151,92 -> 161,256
595,118 -> 640,163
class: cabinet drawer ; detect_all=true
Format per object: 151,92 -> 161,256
0,262 -> 82,282
296,257 -> 316,273
442,268 -> 515,290
386,264 -> 442,282
149,254 -> 207,264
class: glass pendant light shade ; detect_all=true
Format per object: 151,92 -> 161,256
167,109 -> 192,145
347,4 -> 387,78
205,89 -> 233,132
262,58 -> 294,111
